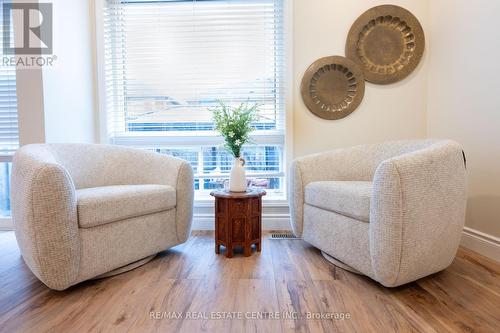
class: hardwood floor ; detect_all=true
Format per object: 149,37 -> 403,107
0,230 -> 499,333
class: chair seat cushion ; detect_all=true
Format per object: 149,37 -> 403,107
77,184 -> 176,228
304,181 -> 372,222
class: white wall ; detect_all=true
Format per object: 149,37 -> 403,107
15,0 -> 97,144
13,0 -> 45,145
292,0 -> 429,157
427,0 -> 500,238
41,0 -> 97,143
16,63 -> 46,146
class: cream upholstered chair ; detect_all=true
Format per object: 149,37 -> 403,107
11,144 -> 194,290
289,140 -> 467,287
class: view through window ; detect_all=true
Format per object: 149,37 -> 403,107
103,0 -> 286,197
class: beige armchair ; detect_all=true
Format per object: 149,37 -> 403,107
11,144 -> 194,290
289,140 -> 467,287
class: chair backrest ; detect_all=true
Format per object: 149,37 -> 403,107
15,143 -> 181,190
295,139 -> 453,185
47,144 -> 153,189
347,139 -> 453,180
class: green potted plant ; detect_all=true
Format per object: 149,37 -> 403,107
210,101 -> 259,192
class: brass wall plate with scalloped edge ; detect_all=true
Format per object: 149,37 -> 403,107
301,56 -> 365,120
346,5 -> 425,84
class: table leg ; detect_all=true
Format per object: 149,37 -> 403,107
226,245 -> 233,258
257,241 -> 261,252
215,243 -> 220,254
244,245 -> 251,257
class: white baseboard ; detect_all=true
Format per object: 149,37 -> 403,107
460,227 -> 500,262
191,200 -> 292,231
0,218 -> 13,231
192,213 -> 292,231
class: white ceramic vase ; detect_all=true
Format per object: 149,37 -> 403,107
229,157 -> 247,192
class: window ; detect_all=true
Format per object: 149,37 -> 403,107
0,162 -> 12,217
0,0 -> 18,217
101,0 -> 286,197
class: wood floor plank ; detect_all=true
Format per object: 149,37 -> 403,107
268,238 -> 308,282
0,231 -> 499,333
456,247 -> 500,275
451,249 -> 500,297
230,279 -> 282,333
333,269 -> 435,333
290,241 -> 336,281
178,276 -> 238,333
275,278 -> 328,333
417,271 -> 500,332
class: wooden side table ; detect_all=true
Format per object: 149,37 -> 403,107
210,189 -> 266,258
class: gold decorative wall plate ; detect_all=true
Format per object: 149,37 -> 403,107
301,56 -> 365,120
346,5 -> 425,84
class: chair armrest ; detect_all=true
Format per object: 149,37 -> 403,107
289,147 -> 376,237
173,161 -> 194,242
369,141 -> 467,287
11,146 -> 79,290
104,148 -> 195,241
96,147 -> 195,242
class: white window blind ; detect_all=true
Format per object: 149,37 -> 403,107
0,0 -> 17,217
0,0 -> 18,160
102,0 -> 286,196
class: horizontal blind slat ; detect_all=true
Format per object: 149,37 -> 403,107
104,0 -> 285,138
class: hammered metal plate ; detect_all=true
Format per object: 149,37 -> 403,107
346,5 -> 425,84
301,56 -> 365,120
